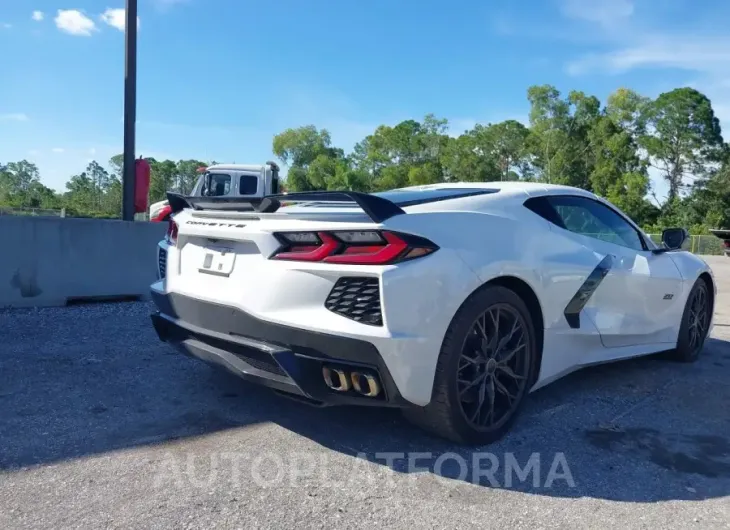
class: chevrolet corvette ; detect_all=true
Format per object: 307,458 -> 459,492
150,182 -> 715,445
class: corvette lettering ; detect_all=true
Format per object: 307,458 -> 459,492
186,220 -> 246,228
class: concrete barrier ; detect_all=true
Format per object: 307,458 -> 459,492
0,216 -> 166,308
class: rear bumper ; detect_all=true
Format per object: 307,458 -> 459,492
150,289 -> 409,407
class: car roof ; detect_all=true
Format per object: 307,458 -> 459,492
277,181 -> 602,218
393,181 -> 595,198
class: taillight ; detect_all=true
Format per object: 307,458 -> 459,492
270,230 -> 438,265
166,218 -> 178,245
723,240 -> 730,248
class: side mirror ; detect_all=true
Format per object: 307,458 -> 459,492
661,227 -> 689,250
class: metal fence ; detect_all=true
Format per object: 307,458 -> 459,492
0,207 -> 66,217
647,234 -> 726,256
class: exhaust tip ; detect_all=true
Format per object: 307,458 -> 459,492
322,366 -> 350,392
322,365 -> 383,398
351,371 -> 381,397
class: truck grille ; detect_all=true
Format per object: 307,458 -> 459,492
325,277 -> 382,326
158,246 -> 167,279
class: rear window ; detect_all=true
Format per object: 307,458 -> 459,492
373,187 -> 497,206
239,174 -> 259,195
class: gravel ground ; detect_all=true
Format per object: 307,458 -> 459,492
1,256 -> 730,529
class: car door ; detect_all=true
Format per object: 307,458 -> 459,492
545,195 -> 684,348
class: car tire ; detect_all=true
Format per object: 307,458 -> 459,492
669,278 -> 711,363
403,285 -> 539,445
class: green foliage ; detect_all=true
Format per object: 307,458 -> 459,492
641,87 -> 724,200
0,156 -> 209,219
1,85 -> 729,235
267,85 -> 729,234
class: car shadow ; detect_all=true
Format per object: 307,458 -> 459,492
216,336 -> 730,502
1,302 -> 729,504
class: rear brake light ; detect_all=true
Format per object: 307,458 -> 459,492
166,218 -> 178,245
270,230 -> 438,265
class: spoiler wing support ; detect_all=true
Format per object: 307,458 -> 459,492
166,190 -> 406,224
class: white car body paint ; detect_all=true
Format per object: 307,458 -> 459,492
152,181 -> 716,407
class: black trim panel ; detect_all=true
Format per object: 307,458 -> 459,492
563,254 -> 614,329
389,189 -> 498,207
150,290 -> 408,407
267,191 -> 406,223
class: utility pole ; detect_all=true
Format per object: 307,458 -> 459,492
121,0 -> 138,221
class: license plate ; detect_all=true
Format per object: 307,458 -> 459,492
199,247 -> 236,276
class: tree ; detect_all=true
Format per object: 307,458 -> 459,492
0,160 -> 42,207
606,87 -> 651,138
442,120 -> 532,182
148,158 -> 178,203
273,126 -> 338,168
587,115 -> 652,221
3,83 -> 729,233
64,172 -> 97,214
352,114 -> 450,190
642,87 -> 724,200
85,161 -> 111,211
526,85 -> 601,188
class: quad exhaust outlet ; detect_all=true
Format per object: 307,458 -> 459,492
322,366 -> 381,397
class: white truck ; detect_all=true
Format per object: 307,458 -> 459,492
157,162 -> 282,279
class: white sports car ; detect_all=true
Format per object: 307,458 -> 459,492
150,182 -> 715,445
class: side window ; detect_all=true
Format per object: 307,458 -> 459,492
205,173 -> 231,196
547,196 -> 645,251
238,175 -> 259,195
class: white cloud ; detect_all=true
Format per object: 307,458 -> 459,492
54,9 -> 97,36
1,22 -> 11,29
0,113 -> 29,122
555,0 -> 730,128
32,11 -> 44,22
567,39 -> 730,136
89,148 -> 97,155
52,148 -> 65,153
100,8 -> 140,32
560,0 -> 634,26
566,36 -> 730,76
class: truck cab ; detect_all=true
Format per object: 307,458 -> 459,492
193,162 -> 281,198
150,161 -> 281,222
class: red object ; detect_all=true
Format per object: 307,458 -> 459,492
166,219 -> 178,244
134,158 -> 151,214
151,204 -> 172,222
270,230 -> 437,265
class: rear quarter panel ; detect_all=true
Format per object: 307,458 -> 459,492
383,207 -> 609,331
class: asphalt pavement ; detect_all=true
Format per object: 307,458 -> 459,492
1,257 -> 730,529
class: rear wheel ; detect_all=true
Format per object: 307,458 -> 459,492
403,285 -> 538,445
670,278 -> 711,363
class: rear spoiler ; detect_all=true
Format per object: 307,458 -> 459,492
710,229 -> 730,240
166,190 -> 406,224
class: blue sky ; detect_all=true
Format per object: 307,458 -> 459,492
1,0 -> 729,200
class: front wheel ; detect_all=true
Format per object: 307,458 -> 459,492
669,278 -> 711,363
403,285 -> 538,445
